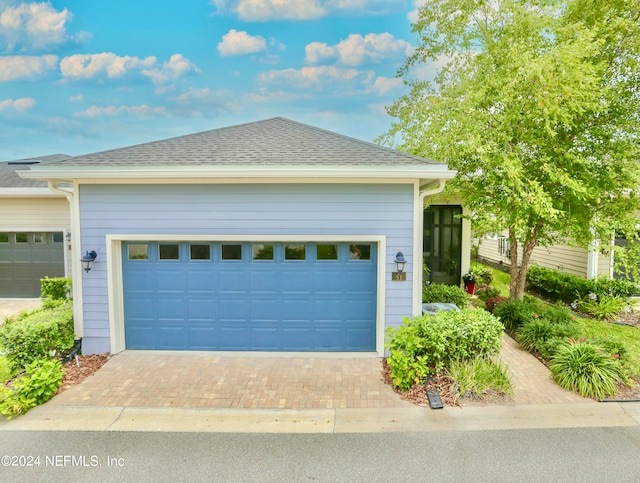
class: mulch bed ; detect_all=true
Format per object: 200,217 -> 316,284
57,353 -> 110,394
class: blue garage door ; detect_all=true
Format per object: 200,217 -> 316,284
122,241 -> 377,351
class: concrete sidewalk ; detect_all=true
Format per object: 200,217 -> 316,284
2,401 -> 640,433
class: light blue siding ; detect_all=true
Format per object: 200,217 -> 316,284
78,183 -> 415,354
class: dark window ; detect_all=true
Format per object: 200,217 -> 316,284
190,244 -> 211,260
159,244 -> 180,260
317,244 -> 338,260
285,244 -> 306,260
0,233 -> 8,243
53,233 -> 64,243
15,233 -> 28,243
221,244 -> 242,260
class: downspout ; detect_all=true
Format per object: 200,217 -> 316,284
413,179 -> 448,314
47,180 -> 82,338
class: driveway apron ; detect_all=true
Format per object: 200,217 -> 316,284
49,354 -> 414,409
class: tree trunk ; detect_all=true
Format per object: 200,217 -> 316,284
508,224 -> 543,300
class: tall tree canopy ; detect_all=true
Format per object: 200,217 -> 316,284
380,0 -> 640,299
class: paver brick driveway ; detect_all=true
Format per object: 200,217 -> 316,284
50,353 -> 413,409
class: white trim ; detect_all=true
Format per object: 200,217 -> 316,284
105,234 -> 387,356
39,177 -> 438,186
0,188 -> 67,197
0,227 -> 67,233
412,181 -> 422,316
20,165 -> 456,181
71,181 -> 83,338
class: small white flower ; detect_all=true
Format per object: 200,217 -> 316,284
624,305 -> 631,313
588,293 -> 597,300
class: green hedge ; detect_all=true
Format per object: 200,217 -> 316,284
385,309 -> 504,391
526,265 -> 637,304
40,277 -> 72,301
422,283 -> 470,308
0,304 -> 74,371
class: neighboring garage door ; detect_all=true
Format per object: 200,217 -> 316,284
0,232 -> 65,297
122,241 -> 377,351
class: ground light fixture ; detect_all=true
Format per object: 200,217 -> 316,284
81,250 -> 97,272
394,251 -> 407,273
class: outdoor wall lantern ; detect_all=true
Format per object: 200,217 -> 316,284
81,250 -> 98,272
394,251 -> 407,273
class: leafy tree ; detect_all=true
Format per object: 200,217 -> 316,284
379,0 -> 640,300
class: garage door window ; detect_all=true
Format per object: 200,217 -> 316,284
253,244 -> 274,260
15,233 -> 28,243
53,233 -> 64,243
349,244 -> 371,260
128,244 -> 149,260
190,244 -> 210,260
221,244 -> 242,260
317,244 -> 338,260
33,233 -> 46,244
285,243 -> 306,261
159,244 -> 179,260
0,233 -> 8,243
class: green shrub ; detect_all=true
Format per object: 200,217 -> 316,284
0,358 -> 64,419
537,336 -> 569,360
0,356 -> 14,382
526,265 -> 637,303
574,294 -> 628,320
422,283 -> 470,308
386,309 -> 504,391
40,277 -> 72,300
476,286 -> 501,302
516,318 -> 577,353
539,303 -> 575,325
0,304 -> 74,371
550,342 -> 624,399
493,300 -> 539,332
473,266 -> 494,286
447,355 -> 513,400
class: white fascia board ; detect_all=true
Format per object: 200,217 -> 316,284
0,187 -> 67,197
18,164 -> 456,181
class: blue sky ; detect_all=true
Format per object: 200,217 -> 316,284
0,0 -> 430,160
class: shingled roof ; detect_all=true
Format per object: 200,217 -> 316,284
0,155 -> 71,188
52,117 -> 441,167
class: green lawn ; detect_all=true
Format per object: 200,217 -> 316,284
472,262 -> 510,296
474,262 -> 640,378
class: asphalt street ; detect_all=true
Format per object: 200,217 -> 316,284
2,428 -> 640,482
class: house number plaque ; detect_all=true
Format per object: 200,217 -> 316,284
391,272 -> 406,281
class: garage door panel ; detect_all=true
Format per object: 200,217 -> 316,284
156,325 -> 187,349
157,269 -> 186,291
188,298 -> 218,319
188,325 -> 219,349
123,241 -> 376,351
281,270 -> 312,293
187,269 -> 217,292
218,270 -> 249,292
250,270 -> 280,292
157,297 -> 186,318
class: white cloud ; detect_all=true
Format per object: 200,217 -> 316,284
60,52 -> 199,84
0,1 -> 88,52
69,94 -> 83,103
258,65 -> 374,91
368,76 -> 403,95
0,54 -> 57,81
60,52 -> 155,80
211,0 -> 403,21
170,87 -> 236,116
212,0 -> 325,21
141,54 -> 200,84
407,0 -> 427,23
217,29 -> 266,56
74,104 -> 169,118
0,96 -> 36,111
305,33 -> 413,66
